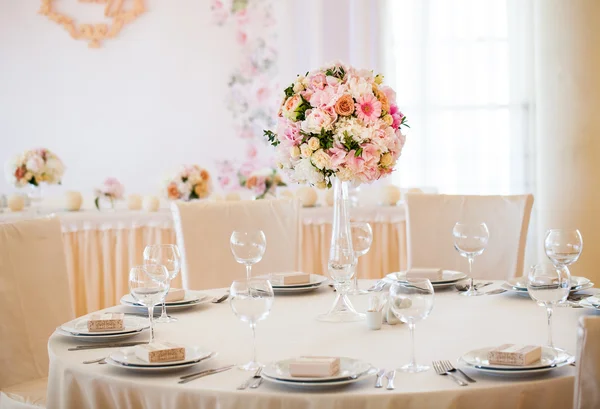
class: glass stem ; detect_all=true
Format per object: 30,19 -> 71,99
468,256 -> 474,291
160,300 -> 168,320
251,323 -> 257,364
246,264 -> 252,281
148,305 -> 154,343
546,306 -> 554,349
408,321 -> 417,368
353,258 -> 359,291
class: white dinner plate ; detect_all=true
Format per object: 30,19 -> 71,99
109,345 -> 211,369
508,276 -> 591,291
60,315 -> 149,336
386,270 -> 468,286
55,327 -> 146,342
262,357 -> 372,383
501,280 -> 594,296
272,283 -> 326,294
264,273 -> 328,289
578,297 -> 600,310
120,293 -> 208,310
261,371 -> 375,388
459,346 -> 573,375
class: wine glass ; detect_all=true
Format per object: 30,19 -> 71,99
348,222 -> 373,295
143,244 -> 181,323
129,264 -> 170,343
229,278 -> 274,371
452,222 -> 490,296
230,231 -> 267,280
544,229 -> 583,267
527,264 -> 570,350
389,279 -> 435,373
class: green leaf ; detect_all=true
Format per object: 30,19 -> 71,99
94,197 -> 100,210
284,84 -> 295,98
355,148 -> 363,157
264,130 -> 280,146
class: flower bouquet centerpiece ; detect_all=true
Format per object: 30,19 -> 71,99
264,62 -> 408,322
94,177 -> 125,210
165,165 -> 212,201
5,148 -> 65,212
240,168 -> 286,199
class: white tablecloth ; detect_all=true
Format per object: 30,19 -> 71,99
47,280 -> 592,409
0,206 -> 406,316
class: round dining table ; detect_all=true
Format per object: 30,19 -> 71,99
47,280 -> 592,409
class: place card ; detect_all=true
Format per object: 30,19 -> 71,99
87,312 -> 125,332
289,356 -> 340,377
165,288 -> 185,302
488,344 -> 542,366
134,342 -> 186,363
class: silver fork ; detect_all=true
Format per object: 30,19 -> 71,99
441,360 -> 476,383
249,368 -> 263,389
237,367 -> 262,390
83,357 -> 107,364
386,370 -> 396,390
433,361 -> 467,386
212,293 -> 229,304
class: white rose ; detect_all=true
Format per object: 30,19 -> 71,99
308,137 -> 320,151
294,158 -> 324,185
300,108 -> 335,134
290,146 -> 301,159
311,149 -> 331,170
336,166 -> 355,182
26,156 -> 44,173
300,143 -> 312,158
293,76 -> 305,93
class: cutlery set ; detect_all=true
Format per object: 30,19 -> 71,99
237,367 -> 263,390
432,360 -> 476,386
374,369 -> 396,390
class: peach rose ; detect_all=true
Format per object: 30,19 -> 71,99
246,175 -> 258,189
194,183 -> 209,198
200,169 -> 210,180
373,85 -> 390,114
334,94 -> 355,116
167,182 -> 180,200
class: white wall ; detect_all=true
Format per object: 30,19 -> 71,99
0,0 -> 389,201
0,0 -> 245,197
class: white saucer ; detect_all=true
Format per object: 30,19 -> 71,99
120,293 -> 208,310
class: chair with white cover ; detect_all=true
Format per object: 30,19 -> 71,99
574,316 -> 600,409
0,217 -> 75,409
172,199 -> 301,290
404,194 -> 534,280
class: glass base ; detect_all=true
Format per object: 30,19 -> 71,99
399,363 -> 430,373
459,288 -> 480,296
317,292 -> 365,322
239,361 -> 262,371
155,315 -> 178,323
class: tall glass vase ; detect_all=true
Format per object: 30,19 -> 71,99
28,184 -> 43,215
317,178 -> 364,322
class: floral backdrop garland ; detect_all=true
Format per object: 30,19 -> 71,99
211,0 -> 280,191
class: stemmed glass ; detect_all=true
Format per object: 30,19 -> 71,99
230,278 -> 274,371
143,244 -> 181,323
230,231 -> 267,280
527,264 -> 570,350
129,264 -> 170,343
389,279 -> 435,373
544,229 -> 583,267
348,222 -> 373,295
452,222 -> 490,296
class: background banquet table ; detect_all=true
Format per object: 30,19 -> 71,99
47,280 -> 588,409
0,205 -> 406,316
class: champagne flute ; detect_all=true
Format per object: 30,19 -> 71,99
349,222 -> 373,295
129,264 -> 170,343
230,278 -> 274,371
389,279 -> 435,373
527,264 -> 570,350
544,229 -> 583,267
452,222 -> 489,296
143,244 -> 181,323
230,231 -> 267,280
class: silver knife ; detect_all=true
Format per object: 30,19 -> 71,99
178,365 -> 235,384
68,341 -> 149,351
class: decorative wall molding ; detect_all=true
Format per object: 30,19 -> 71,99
39,0 -> 145,48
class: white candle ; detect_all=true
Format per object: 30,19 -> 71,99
143,196 -> 160,212
296,186 -> 317,207
65,191 -> 83,211
7,194 -> 25,212
127,194 -> 143,210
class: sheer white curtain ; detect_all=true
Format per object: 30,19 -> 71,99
382,0 -> 535,195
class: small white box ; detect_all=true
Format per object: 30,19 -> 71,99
134,342 -> 186,363
87,313 -> 124,332
164,288 -> 185,303
289,357 -> 340,377
406,268 -> 443,281
282,272 -> 311,285
488,344 -> 542,366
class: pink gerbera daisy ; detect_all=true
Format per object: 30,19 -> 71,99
355,94 -> 382,123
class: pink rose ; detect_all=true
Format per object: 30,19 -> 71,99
306,73 -> 327,90
329,146 -> 347,170
300,108 -> 335,134
276,118 -> 302,146
380,86 -> 397,104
